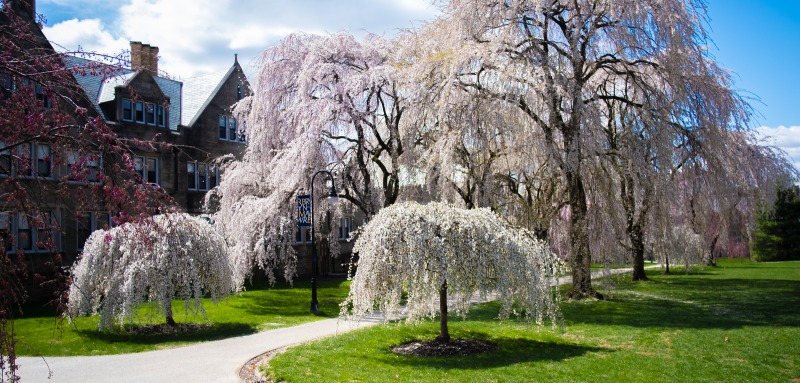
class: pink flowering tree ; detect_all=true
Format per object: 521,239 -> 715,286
67,213 -> 233,330
341,202 -> 562,342
1,2 -> 173,376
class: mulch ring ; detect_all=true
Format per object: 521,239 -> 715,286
391,338 -> 498,357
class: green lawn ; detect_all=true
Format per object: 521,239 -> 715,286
12,277 -> 351,356
263,260 -> 800,383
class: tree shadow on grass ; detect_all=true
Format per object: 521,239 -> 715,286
75,322 -> 257,346
378,334 -> 605,370
231,277 -> 349,318
570,276 -> 800,330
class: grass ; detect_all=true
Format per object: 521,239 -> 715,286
11,276 -> 351,356
263,259 -> 800,383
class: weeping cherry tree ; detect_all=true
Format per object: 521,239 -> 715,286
342,202 -> 562,342
213,32 -> 414,282
67,213 -> 233,330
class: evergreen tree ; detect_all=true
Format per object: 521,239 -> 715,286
753,185 -> 800,261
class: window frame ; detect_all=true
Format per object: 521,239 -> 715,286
135,155 -> 159,185
0,141 -> 11,176
156,105 -> 165,127
122,98 -> 133,121
135,100 -> 145,123
145,102 -> 156,125
339,217 -> 352,241
187,161 -> 218,191
66,150 -> 102,183
76,212 -> 112,252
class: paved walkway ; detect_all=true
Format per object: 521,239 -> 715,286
16,315 -> 386,383
16,267 -> 646,382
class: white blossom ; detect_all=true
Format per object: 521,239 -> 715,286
67,213 -> 233,330
342,202 -> 562,328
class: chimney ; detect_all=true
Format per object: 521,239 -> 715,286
129,41 -> 159,76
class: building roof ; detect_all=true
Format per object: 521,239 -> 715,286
63,55 -> 190,131
181,67 -> 231,127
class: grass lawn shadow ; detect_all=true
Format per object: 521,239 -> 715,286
74,322 -> 257,346
568,269 -> 800,330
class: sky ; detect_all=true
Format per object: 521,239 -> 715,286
37,0 -> 800,171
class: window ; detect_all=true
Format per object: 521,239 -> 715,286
135,101 -> 145,123
219,116 -> 227,140
11,143 -> 51,178
35,85 -> 51,109
219,115 -> 244,142
187,162 -> 196,189
36,144 -> 51,177
1,73 -> 13,94
76,212 -> 111,251
145,103 -> 155,125
17,214 -> 31,251
229,117 -> 237,142
76,213 -> 91,251
0,212 -> 12,252
0,141 -> 10,176
8,211 -> 60,253
18,143 -> 32,177
122,98 -> 133,121
187,162 -> 219,191
295,226 -> 312,244
156,105 -> 165,127
135,155 -> 158,184
66,150 -> 101,183
236,84 -> 242,100
35,212 -> 55,250
198,163 -> 207,190
339,217 -> 352,240
208,166 -> 218,189
238,120 -> 247,142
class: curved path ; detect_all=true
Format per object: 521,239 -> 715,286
16,267 -> 644,382
16,315 -> 385,383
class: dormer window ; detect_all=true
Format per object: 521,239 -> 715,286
156,105 -> 165,127
135,100 -> 145,123
122,99 -> 133,121
145,103 -> 155,125
122,98 -> 167,128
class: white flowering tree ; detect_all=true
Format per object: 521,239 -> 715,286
342,202 -> 562,342
67,213 -> 233,331
213,32 -> 415,282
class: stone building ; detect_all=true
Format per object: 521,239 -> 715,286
1,0 -> 251,265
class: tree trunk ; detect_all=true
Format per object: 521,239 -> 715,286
630,224 -> 648,281
164,300 -> 176,326
437,281 -> 450,342
664,253 -> 671,275
566,171 -> 603,300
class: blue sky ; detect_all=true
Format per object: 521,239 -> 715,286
37,0 -> 799,170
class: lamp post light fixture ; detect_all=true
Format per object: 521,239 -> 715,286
308,169 -> 338,314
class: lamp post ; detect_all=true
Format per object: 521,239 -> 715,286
309,170 -> 338,314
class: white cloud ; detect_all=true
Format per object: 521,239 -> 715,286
756,126 -> 800,171
43,18 -> 128,56
41,0 -> 443,78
